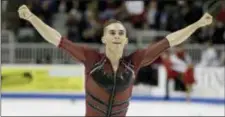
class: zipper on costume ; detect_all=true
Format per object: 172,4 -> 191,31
106,73 -> 117,117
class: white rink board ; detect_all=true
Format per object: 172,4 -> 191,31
2,64 -> 224,100
2,99 -> 224,116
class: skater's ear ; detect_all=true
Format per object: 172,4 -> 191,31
101,36 -> 106,44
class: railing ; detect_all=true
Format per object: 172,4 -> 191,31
1,43 -> 137,64
1,30 -> 224,64
2,43 -> 224,64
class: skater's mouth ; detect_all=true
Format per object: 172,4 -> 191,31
112,42 -> 121,44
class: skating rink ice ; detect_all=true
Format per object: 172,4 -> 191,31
2,99 -> 224,116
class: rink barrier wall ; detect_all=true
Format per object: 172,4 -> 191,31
1,64 -> 225,105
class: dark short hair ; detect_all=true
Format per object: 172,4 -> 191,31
103,19 -> 124,35
103,19 -> 122,28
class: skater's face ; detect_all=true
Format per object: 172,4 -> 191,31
102,22 -> 128,50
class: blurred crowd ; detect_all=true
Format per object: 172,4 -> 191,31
2,0 -> 225,100
2,0 -> 225,44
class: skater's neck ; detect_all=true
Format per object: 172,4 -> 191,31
105,47 -> 122,72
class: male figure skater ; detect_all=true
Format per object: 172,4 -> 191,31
18,5 -> 212,116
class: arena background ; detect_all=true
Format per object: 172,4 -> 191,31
1,0 -> 225,116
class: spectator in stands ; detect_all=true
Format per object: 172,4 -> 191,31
81,1 -> 101,43
5,0 -> 225,44
31,0 -> 54,25
66,1 -> 82,42
122,17 -> 136,43
125,1 -> 146,29
28,0 -> 56,42
212,21 -> 225,44
146,0 -> 158,29
124,1 -> 144,16
51,0 -> 68,37
184,1 -> 203,25
216,2 -> 225,24
113,2 -> 130,23
169,0 -> 187,31
159,5 -> 170,30
98,0 -> 117,23
214,2 -> 225,44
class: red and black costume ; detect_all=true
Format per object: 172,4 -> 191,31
58,37 -> 170,116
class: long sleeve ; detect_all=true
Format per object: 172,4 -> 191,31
131,38 -> 170,72
58,37 -> 100,64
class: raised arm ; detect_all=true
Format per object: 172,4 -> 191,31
132,13 -> 213,70
18,5 -> 94,63
18,5 -> 61,46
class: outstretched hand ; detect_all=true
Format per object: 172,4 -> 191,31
18,5 -> 34,21
196,13 -> 213,27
